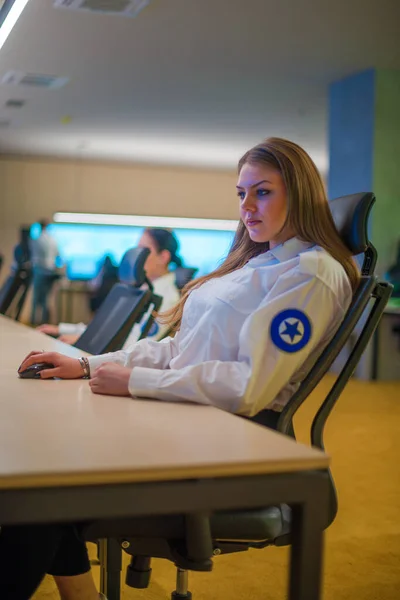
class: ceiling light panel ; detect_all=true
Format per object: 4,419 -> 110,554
53,0 -> 150,17
1,70 -> 69,89
54,212 -> 239,231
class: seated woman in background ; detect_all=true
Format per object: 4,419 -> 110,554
37,228 -> 182,347
2,137 -> 358,600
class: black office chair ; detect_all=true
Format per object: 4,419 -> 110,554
88,259 -> 119,314
0,260 -> 32,321
174,267 -> 198,291
84,192 -> 392,600
74,247 -> 162,355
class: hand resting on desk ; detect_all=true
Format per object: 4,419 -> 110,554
36,326 -> 80,345
36,324 -> 60,336
89,363 -> 130,396
58,333 -> 80,345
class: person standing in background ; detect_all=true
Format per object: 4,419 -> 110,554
13,226 -> 32,269
30,219 -> 60,325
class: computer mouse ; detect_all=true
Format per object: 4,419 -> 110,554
18,362 -> 55,379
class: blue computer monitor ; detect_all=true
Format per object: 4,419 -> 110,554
30,222 -> 236,280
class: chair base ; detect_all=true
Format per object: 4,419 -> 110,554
172,592 -> 192,600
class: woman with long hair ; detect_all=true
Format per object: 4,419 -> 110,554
3,138 -> 357,599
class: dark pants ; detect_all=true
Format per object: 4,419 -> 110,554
0,523 -> 90,599
0,410 -> 282,599
30,272 -> 57,325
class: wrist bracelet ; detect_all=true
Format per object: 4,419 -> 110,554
78,357 -> 90,379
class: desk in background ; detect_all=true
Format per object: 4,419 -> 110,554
57,280 -> 92,324
0,315 -> 331,600
372,298 -> 400,380
384,298 -> 400,315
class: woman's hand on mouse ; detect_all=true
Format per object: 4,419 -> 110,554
18,351 -> 84,379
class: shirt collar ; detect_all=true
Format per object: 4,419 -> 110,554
248,237 -> 316,266
269,237 -> 316,262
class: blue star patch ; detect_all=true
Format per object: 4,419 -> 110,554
270,309 -> 312,353
142,321 -> 160,337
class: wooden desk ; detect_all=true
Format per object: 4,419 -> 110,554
0,315 -> 330,600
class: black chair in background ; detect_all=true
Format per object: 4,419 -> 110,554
84,193 -> 392,600
174,267 -> 198,291
73,248 -> 162,355
0,227 -> 34,321
0,258 -> 32,321
88,256 -> 120,314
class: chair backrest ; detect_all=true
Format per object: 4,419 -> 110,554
118,247 -> 150,287
73,285 -> 154,354
174,267 -> 198,291
74,247 -> 159,354
0,264 -> 32,319
328,192 -> 377,275
88,262 -> 119,314
271,192 -> 392,528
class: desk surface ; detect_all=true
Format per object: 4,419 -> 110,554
0,315 -> 329,490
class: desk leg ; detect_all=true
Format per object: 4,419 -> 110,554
371,325 -> 379,381
57,290 -> 63,323
67,292 -> 73,323
99,538 -> 122,600
288,493 -> 327,599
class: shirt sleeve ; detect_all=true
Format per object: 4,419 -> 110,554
87,333 -> 180,373
59,322 -> 87,336
128,269 -> 350,416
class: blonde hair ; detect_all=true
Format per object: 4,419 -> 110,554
162,137 -> 359,332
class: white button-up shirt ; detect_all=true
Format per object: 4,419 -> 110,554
88,238 -> 353,416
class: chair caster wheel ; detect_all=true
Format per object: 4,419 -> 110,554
126,563 -> 152,589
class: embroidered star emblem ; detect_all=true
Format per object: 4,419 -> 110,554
279,319 -> 303,343
271,309 -> 311,353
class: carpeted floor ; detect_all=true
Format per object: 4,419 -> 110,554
34,375 -> 400,599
